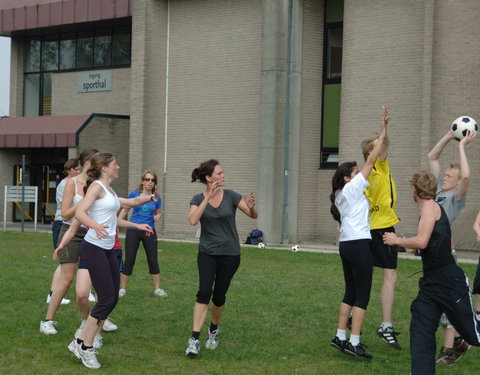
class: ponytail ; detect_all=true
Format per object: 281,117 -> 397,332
329,161 -> 357,223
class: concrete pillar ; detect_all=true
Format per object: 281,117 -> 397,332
258,0 -> 303,243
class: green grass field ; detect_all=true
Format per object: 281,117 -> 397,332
0,232 -> 478,374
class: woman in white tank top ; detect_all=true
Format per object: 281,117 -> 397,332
57,152 -> 157,369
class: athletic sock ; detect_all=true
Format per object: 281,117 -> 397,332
350,334 -> 360,346
209,323 -> 218,332
336,329 -> 347,341
192,331 -> 200,340
81,343 -> 93,351
381,322 -> 393,330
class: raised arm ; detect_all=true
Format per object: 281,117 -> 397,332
427,131 -> 455,179
456,130 -> 476,200
361,109 -> 387,179
188,181 -> 221,225
237,193 -> 258,219
383,200 -> 438,249
119,188 -> 157,209
379,105 -> 390,160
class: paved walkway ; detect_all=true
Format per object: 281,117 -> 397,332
3,222 -> 479,265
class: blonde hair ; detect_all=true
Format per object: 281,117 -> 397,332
410,171 -> 437,200
360,135 -> 380,161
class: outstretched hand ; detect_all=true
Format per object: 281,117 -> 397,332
243,193 -> 256,209
382,105 -> 390,127
459,130 -> 476,146
137,223 -> 154,237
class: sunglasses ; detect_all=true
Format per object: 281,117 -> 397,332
143,178 -> 156,183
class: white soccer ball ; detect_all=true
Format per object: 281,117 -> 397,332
451,115 -> 478,139
291,244 -> 300,252
257,242 -> 266,249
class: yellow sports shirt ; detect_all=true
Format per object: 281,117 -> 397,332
364,156 -> 400,230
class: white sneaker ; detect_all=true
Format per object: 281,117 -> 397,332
185,337 -> 200,356
103,317 -> 118,332
46,294 -> 71,305
93,334 -> 103,349
205,328 -> 219,350
75,320 -> 87,339
118,289 -> 126,297
153,288 -> 168,297
88,292 -> 96,303
77,345 -> 101,369
68,339 -> 81,359
40,320 -> 58,335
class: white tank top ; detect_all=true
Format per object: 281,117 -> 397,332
62,177 -> 84,226
84,180 -> 121,250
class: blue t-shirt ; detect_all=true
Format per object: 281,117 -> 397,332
127,190 -> 161,230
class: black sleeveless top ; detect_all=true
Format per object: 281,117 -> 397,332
420,203 -> 455,273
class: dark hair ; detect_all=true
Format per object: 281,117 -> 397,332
191,159 -> 219,184
63,158 -> 79,173
78,148 -> 99,168
136,170 -> 158,191
329,161 -> 357,223
84,152 -> 115,194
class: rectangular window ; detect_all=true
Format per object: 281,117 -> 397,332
59,34 -> 76,70
25,39 -> 41,72
321,0 -> 343,168
42,73 -> 52,116
24,74 -> 40,116
42,37 -> 59,71
94,30 -> 112,67
112,27 -> 131,65
77,31 -> 94,69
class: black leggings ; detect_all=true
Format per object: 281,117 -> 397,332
122,228 -> 160,275
196,252 -> 240,307
80,240 -> 120,321
339,239 -> 373,310
473,255 -> 480,295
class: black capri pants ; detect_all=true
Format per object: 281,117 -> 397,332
339,239 -> 373,310
473,255 -> 480,295
410,264 -> 480,375
122,228 -> 160,275
196,251 -> 240,307
80,240 -> 120,321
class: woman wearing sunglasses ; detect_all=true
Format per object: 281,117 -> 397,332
118,171 -> 167,297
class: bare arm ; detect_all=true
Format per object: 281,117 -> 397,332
117,217 -> 154,235
53,219 -> 81,260
383,200 -> 438,249
237,193 -> 258,218
379,105 -> 390,160
61,178 -> 77,221
427,131 -> 455,179
361,109 -> 387,179
473,211 -> 480,243
119,194 -> 154,209
188,181 -> 221,225
75,182 -> 109,239
456,130 -> 476,200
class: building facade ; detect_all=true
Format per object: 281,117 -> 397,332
1,0 -> 480,249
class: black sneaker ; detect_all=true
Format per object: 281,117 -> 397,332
344,341 -> 372,359
330,336 -> 347,353
376,326 -> 402,350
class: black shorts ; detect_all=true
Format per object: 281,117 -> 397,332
370,227 -> 397,269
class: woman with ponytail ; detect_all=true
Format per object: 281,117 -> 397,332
57,153 -> 156,369
329,109 -> 388,360
184,159 -> 257,357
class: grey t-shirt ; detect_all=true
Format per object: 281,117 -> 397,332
435,175 -> 466,225
190,189 -> 243,255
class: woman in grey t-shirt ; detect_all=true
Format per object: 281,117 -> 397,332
185,159 -> 257,356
